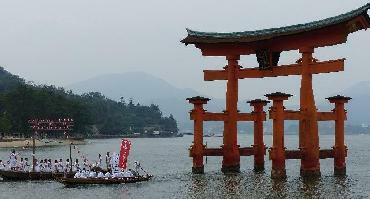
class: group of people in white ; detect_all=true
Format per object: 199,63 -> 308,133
0,150 -> 144,179
73,152 -> 142,179
0,150 -> 31,171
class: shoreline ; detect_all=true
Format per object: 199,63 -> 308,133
89,134 -> 184,139
0,139 -> 86,148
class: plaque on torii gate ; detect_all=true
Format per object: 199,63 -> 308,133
182,4 -> 370,177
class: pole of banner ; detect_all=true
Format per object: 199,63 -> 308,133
69,142 -> 73,174
32,130 -> 36,172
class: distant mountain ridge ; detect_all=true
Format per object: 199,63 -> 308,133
68,72 -> 370,131
68,72 -> 203,130
69,72 -> 198,102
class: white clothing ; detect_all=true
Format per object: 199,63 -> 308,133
106,155 -> 111,169
89,171 -> 96,178
65,161 -> 71,172
34,163 -> 40,172
80,170 -> 88,178
57,161 -> 64,172
97,172 -> 104,178
104,172 -> 111,178
97,157 -> 102,167
24,161 -> 30,172
47,162 -> 52,172
54,163 -> 59,172
0,162 -> 5,170
9,153 -> 17,168
123,170 -> 134,178
112,172 -> 121,178
74,171 -> 81,178
39,163 -> 45,172
83,162 -> 90,171
73,162 -> 80,172
18,161 -> 25,171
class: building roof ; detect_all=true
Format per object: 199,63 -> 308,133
181,3 -> 370,45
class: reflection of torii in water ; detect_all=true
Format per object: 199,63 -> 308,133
183,4 -> 370,177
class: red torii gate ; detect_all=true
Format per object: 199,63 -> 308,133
182,4 -> 370,177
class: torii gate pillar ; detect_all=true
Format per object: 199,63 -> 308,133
248,99 -> 269,171
327,95 -> 351,175
222,55 -> 241,173
187,96 -> 210,174
266,92 -> 292,178
299,47 -> 321,177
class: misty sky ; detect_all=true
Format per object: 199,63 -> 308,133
0,0 -> 369,104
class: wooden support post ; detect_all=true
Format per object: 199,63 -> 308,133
32,132 -> 36,172
299,47 -> 321,177
327,95 -> 351,176
222,55 -> 241,173
187,96 -> 210,174
266,92 -> 292,178
248,99 -> 269,172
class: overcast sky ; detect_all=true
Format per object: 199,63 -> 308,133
0,0 -> 369,104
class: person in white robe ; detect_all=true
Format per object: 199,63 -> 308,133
42,159 -> 49,172
97,154 -> 102,168
24,158 -> 30,172
47,159 -> 53,172
8,149 -> 17,170
97,171 -> 104,178
65,159 -> 71,172
18,158 -> 25,171
123,169 -> 134,178
112,172 -> 121,178
58,159 -> 64,172
54,160 -> 59,172
80,168 -> 88,178
74,170 -> 81,178
0,160 -> 6,170
34,160 -> 40,172
89,171 -> 96,178
104,172 -> 111,179
83,159 -> 90,171
73,159 -> 80,172
39,160 -> 45,172
110,152 -> 120,174
105,152 -> 111,170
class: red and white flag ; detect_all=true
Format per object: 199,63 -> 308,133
119,139 -> 131,169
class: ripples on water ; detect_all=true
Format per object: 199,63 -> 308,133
0,135 -> 369,199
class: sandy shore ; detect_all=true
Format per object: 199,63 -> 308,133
0,139 -> 86,148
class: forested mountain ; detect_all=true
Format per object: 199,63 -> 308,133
0,67 -> 178,137
68,72 -> 199,131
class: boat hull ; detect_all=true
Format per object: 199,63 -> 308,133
57,175 -> 152,186
0,170 -> 72,181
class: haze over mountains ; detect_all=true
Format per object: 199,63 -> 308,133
343,81 -> 370,125
68,72 -> 220,130
68,72 -> 370,131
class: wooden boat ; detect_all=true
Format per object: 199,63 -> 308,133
57,175 -> 153,186
0,170 -> 73,181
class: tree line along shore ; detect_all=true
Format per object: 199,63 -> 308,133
0,67 -> 179,139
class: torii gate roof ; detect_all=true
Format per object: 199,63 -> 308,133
181,4 -> 370,55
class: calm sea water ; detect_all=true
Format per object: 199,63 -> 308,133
0,134 -> 369,199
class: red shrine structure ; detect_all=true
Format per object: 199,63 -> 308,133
182,4 -> 370,178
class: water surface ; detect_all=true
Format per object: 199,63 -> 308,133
0,134 -> 369,198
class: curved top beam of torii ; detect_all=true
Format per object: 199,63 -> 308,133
181,3 -> 370,56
